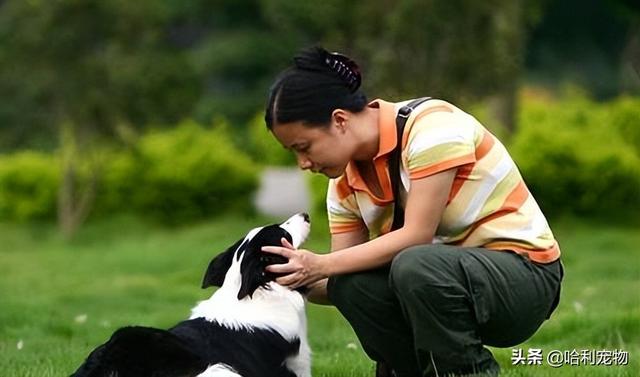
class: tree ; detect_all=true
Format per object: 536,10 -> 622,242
261,0 -> 546,133
526,0 -> 640,98
0,0 -> 199,237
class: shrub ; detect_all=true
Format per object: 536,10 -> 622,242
93,148 -> 142,217
607,96 -> 640,157
0,121 -> 261,224
510,93 -> 640,218
247,113 -> 296,166
306,172 -> 330,236
0,151 -> 59,221
130,120 -> 260,223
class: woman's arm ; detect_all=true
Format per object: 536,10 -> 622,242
263,168 -> 456,288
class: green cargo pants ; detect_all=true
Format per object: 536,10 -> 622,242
327,244 -> 563,377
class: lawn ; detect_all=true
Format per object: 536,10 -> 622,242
0,214 -> 637,376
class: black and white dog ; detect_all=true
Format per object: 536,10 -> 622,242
71,213 -> 312,377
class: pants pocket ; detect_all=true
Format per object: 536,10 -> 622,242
459,256 -> 491,325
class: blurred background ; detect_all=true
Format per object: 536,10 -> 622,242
0,0 -> 638,236
0,1 -> 639,376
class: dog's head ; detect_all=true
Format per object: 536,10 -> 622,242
201,213 -> 311,299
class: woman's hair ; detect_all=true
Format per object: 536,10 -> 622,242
265,46 -> 368,130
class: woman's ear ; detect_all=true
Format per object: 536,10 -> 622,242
331,109 -> 349,133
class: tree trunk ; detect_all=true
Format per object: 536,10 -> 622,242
487,0 -> 525,136
57,121 -> 97,240
487,83 -> 518,136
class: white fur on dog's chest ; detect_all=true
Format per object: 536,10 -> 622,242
190,282 -> 306,341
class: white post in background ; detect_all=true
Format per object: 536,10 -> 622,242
253,167 -> 310,217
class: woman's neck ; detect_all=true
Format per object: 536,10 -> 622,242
351,106 -> 380,162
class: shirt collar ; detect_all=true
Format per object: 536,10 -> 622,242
369,99 -> 398,159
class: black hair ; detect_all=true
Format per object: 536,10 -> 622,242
265,46 -> 368,130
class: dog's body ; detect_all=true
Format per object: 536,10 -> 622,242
71,214 -> 311,377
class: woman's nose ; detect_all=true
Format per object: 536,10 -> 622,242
296,154 -> 313,170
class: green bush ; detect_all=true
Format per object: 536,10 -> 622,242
511,93 -> 640,217
607,96 -> 640,157
307,171 -> 330,236
93,148 -> 142,217
129,120 -> 260,223
247,113 -> 296,166
0,151 -> 59,221
1,121 -> 261,224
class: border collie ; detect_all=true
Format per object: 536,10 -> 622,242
71,213 -> 312,377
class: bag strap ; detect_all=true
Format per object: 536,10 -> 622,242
389,97 -> 432,230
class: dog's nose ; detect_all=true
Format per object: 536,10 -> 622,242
301,212 -> 310,223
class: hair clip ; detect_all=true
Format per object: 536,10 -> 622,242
325,52 -> 362,93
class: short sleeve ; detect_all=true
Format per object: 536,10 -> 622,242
327,178 -> 365,234
404,110 -> 476,180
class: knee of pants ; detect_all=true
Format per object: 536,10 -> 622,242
390,244 -> 459,292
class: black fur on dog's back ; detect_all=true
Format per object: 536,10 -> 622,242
71,318 -> 301,377
70,326 -> 207,377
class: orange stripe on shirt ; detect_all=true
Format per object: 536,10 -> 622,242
475,130 -> 495,161
449,163 -> 474,203
409,153 -> 475,180
330,221 -> 365,234
447,132 -> 495,203
500,181 -> 530,212
487,242 -> 561,264
452,181 -> 530,245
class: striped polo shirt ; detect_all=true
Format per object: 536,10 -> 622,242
327,99 -> 560,264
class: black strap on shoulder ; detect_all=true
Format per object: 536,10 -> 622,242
389,97 -> 432,231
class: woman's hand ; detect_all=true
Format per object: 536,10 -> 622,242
261,238 -> 329,289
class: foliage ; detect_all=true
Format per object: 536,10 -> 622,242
246,113 -> 296,166
526,0 -> 640,98
0,0 -> 200,150
608,96 -> 640,156
0,0 -> 205,235
0,152 -> 59,222
131,121 -> 259,223
510,91 -> 640,217
261,0 -> 545,101
2,0 -> 604,152
306,172 -> 330,237
0,121 -> 260,224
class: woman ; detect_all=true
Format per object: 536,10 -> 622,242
261,46 -> 562,377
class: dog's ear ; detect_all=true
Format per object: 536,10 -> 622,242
202,239 -> 244,288
237,252 -> 263,300
237,248 -> 289,300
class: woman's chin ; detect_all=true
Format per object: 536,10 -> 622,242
320,167 -> 345,179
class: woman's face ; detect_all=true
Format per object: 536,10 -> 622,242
271,121 -> 353,178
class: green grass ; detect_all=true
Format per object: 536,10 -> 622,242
0,215 -> 637,376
